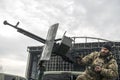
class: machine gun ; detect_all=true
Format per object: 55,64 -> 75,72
3,20 -> 73,80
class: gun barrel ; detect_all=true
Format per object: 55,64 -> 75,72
17,28 -> 46,44
3,20 -> 46,44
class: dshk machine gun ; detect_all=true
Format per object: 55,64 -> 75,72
3,20 -> 73,80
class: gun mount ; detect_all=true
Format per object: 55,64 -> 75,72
3,20 -> 73,80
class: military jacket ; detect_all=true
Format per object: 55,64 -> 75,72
81,51 -> 118,80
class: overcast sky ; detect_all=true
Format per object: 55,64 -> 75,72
0,0 -> 120,77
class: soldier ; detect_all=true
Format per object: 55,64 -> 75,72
76,43 -> 118,80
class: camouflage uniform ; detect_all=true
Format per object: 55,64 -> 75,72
76,51 -> 118,80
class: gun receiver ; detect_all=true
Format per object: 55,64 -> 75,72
3,20 -> 46,44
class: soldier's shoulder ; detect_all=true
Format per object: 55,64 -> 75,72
91,51 -> 100,55
89,51 -> 100,57
108,56 -> 117,64
109,52 -> 117,61
109,58 -> 117,62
